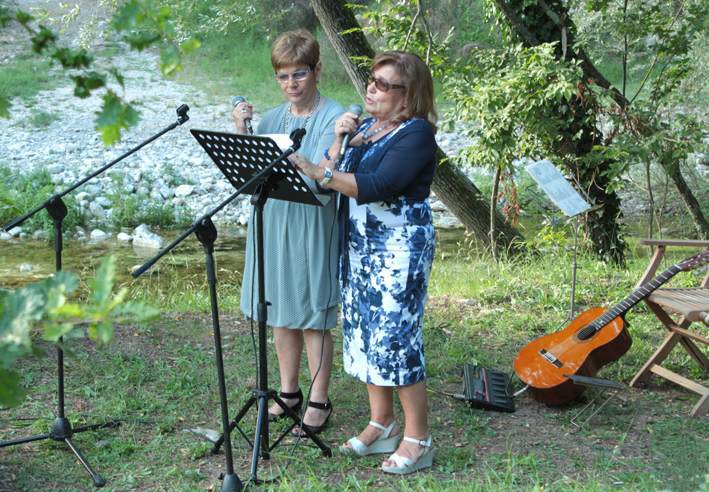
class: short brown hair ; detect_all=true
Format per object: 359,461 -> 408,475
371,51 -> 437,127
271,29 -> 320,71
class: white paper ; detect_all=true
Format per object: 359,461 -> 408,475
260,133 -> 293,151
526,159 -> 591,217
259,133 -> 331,206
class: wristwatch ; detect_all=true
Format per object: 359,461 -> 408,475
319,166 -> 333,187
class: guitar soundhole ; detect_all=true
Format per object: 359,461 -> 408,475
540,349 -> 563,368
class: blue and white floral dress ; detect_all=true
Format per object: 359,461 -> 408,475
337,117 -> 437,387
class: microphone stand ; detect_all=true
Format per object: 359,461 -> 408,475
131,129 -> 307,492
0,105 -> 190,489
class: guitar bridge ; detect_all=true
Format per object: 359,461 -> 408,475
540,349 -> 563,368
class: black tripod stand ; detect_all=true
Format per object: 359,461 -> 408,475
135,214 -> 244,492
190,128 -> 332,484
0,105 -> 191,488
133,128 -> 318,490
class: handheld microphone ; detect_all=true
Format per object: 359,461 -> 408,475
339,104 -> 363,159
231,95 -> 253,134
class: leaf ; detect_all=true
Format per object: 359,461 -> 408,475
180,37 -> 201,55
90,256 -> 116,307
124,31 -> 161,51
70,72 -> 106,98
31,26 -> 57,54
53,47 -> 92,69
95,92 -> 139,146
0,369 -> 26,408
42,322 -> 76,342
112,302 -> 159,323
111,0 -> 140,32
159,43 -> 180,77
109,67 -> 125,88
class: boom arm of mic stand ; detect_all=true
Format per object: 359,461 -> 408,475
2,106 -> 191,233
132,143 -> 300,278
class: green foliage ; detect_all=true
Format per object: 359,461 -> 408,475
445,43 -> 581,169
156,0 -> 317,41
0,165 -> 85,235
0,2 -> 199,146
574,0 -> 708,220
107,172 -> 190,229
27,110 -> 59,128
96,90 -> 140,146
351,0 -> 453,74
0,256 -> 158,407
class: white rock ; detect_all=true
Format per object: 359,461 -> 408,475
9,226 -> 22,237
89,201 -> 106,218
175,184 -> 194,197
90,229 -> 109,241
95,196 -> 111,207
117,232 -> 132,242
19,263 -> 33,273
1,232 -> 14,241
132,224 -> 165,249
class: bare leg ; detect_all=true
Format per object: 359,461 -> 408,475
342,384 -> 399,448
299,329 -> 334,426
268,327 -> 303,416
383,380 -> 428,464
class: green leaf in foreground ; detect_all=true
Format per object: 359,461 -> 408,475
95,91 -> 139,146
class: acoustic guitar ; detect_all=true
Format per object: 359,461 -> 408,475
514,251 -> 709,405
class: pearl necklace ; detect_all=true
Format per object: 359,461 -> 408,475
362,119 -> 394,142
283,92 -> 321,134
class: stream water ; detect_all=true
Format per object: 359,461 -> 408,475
0,227 -> 466,293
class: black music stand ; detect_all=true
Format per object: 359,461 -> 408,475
0,105 -> 190,488
189,129 -> 332,483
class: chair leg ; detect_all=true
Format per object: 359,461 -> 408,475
690,392 -> 708,417
630,332 -> 680,387
647,303 -> 707,367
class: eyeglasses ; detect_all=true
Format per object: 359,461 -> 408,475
368,74 -> 406,92
275,68 -> 311,83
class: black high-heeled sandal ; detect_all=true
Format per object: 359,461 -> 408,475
293,399 -> 332,436
268,388 -> 303,422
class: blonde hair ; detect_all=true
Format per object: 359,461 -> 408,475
271,29 -> 320,71
371,51 -> 437,128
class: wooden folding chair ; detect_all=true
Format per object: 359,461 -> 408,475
630,239 -> 709,416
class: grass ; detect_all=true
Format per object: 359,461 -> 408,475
1,236 -> 708,491
0,52 -> 58,102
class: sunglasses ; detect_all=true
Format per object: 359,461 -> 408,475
368,74 -> 406,92
275,67 -> 311,83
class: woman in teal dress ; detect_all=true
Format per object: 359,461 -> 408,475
231,29 -> 344,433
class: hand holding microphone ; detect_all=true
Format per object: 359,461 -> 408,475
231,95 -> 253,134
338,104 -> 363,160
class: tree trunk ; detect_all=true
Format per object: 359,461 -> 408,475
661,160 -> 709,238
311,0 -> 523,252
490,165 -> 501,260
494,0 -> 628,264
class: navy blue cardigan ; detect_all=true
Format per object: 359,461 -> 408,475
350,117 -> 437,204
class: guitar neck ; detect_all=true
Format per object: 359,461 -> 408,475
588,264 -> 682,332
